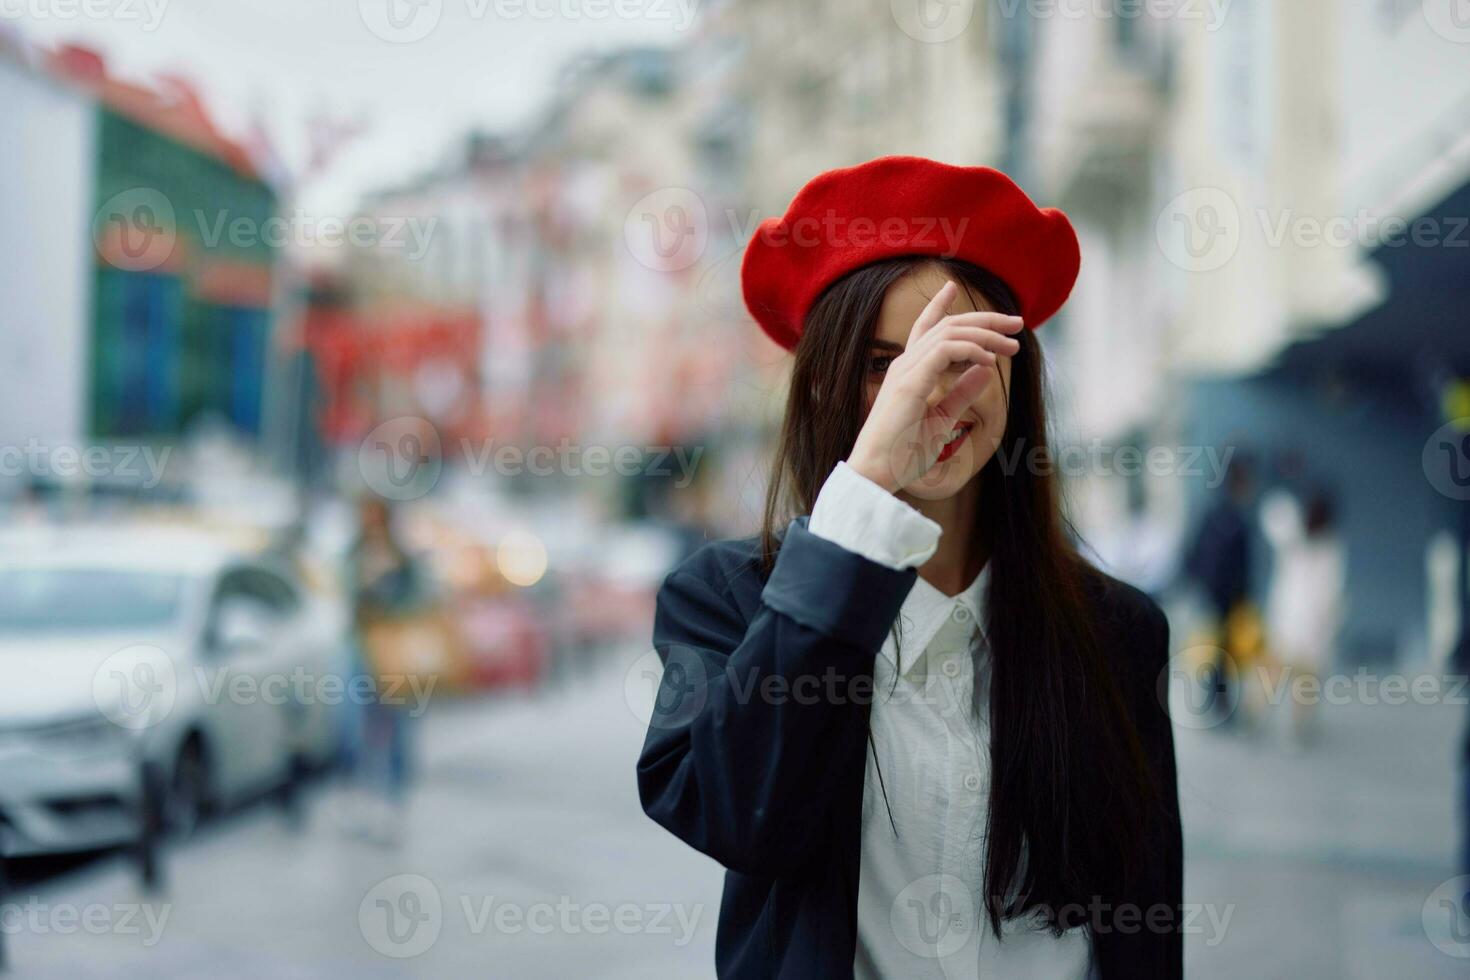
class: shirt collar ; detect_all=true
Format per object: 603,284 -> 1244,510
883,563 -> 989,678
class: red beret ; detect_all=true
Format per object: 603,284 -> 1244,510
740,156 -> 1080,350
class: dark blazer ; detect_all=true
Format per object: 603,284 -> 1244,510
636,516 -> 1184,979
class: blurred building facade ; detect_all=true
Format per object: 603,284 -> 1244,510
723,0 -> 1009,212
0,39 -> 95,454
322,0 -> 1470,661
0,40 -> 280,465
1010,0 -> 1470,663
338,39 -> 776,528
709,0 -> 1470,662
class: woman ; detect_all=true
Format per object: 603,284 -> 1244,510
636,158 -> 1182,978
1261,486 -> 1344,745
345,495 -> 427,841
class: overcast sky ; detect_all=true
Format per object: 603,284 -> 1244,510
7,0 -> 695,212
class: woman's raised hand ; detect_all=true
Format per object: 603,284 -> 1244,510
846,280 -> 1023,493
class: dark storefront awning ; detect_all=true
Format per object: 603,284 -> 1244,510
1269,175 -> 1470,390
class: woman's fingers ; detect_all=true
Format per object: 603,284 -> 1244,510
942,311 -> 1025,334
907,339 -> 994,391
934,362 -> 995,421
929,324 -> 1021,357
906,280 -> 957,346
906,311 -> 1024,360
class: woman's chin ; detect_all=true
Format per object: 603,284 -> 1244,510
903,445 -> 990,500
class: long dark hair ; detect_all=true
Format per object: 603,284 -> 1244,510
760,257 -> 1157,936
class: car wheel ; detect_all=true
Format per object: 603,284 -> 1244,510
165,738 -> 209,839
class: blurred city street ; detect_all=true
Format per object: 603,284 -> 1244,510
4,0 -> 1470,976
7,645 -> 1466,979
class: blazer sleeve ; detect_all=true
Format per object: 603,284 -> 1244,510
636,517 -> 916,877
1094,596 -> 1185,979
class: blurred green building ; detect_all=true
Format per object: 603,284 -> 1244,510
90,108 -> 277,439
1,41 -> 278,461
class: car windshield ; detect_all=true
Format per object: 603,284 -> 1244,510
0,568 -> 186,632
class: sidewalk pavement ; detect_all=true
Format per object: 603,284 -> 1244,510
6,651 -> 722,978
1173,689 -> 1467,978
7,650 -> 1468,978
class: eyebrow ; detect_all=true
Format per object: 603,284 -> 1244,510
870,339 -> 905,353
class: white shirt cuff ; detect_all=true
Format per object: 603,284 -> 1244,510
807,461 -> 941,570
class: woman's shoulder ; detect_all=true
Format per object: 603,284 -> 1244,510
1077,561 -> 1171,667
651,533 -> 773,646
663,532 -> 768,598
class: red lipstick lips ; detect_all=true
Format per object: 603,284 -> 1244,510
935,422 -> 974,464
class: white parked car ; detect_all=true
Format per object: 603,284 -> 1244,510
0,526 -> 347,856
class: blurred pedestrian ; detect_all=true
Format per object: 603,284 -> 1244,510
344,495 -> 430,843
1261,488 -> 1344,745
1182,456 -> 1256,727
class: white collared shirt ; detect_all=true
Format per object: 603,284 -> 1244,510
810,461 -> 1092,980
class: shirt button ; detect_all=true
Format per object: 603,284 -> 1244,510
941,659 -> 961,678
963,772 -> 982,792
953,605 -> 971,623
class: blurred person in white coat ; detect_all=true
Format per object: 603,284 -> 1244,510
1261,487 -> 1345,745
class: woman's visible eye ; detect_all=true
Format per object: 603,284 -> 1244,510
869,354 -> 896,375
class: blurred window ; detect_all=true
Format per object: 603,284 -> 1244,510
205,567 -> 300,654
212,567 -> 300,620
0,568 -> 183,631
